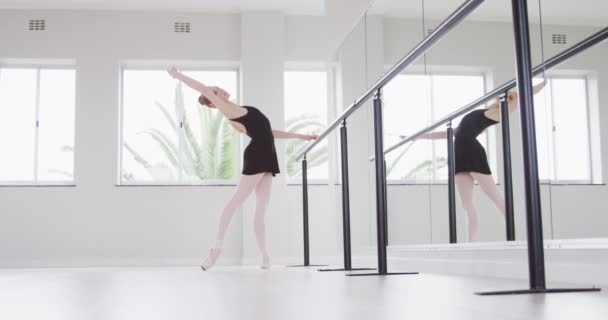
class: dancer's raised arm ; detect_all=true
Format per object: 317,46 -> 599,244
400,131 -> 447,140
168,67 -> 215,98
485,80 -> 547,121
505,80 -> 547,112
167,67 -> 243,119
272,130 -> 318,141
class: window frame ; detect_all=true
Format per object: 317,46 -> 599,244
383,68 -> 490,185
117,63 -> 242,186
284,63 -> 338,186
538,74 -> 595,184
0,63 -> 77,186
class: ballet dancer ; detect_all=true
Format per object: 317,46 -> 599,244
167,67 -> 318,269
403,81 -> 546,241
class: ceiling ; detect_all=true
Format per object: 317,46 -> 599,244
0,0 -> 326,15
367,0 -> 608,26
1,0 -> 606,26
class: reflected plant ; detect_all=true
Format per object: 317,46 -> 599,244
123,84 -> 235,181
404,157 -> 447,180
286,114 -> 327,177
385,141 -> 415,177
384,138 -> 449,180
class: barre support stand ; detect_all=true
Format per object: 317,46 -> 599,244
500,94 -> 516,241
348,90 -> 418,277
287,156 -> 327,268
319,121 -> 375,272
477,0 -> 600,295
447,122 -> 458,243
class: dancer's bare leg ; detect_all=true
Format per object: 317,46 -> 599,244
455,173 -> 478,241
201,173 -> 265,270
253,173 -> 273,269
471,172 -> 506,218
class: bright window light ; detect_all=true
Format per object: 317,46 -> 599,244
284,70 -> 329,180
534,76 -> 592,182
0,67 -> 75,184
120,68 -> 238,184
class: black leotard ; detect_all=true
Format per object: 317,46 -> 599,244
230,106 -> 280,176
454,109 -> 498,175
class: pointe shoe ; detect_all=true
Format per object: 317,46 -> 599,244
201,247 -> 222,271
260,255 -> 271,270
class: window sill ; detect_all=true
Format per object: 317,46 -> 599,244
117,180 -> 238,186
387,180 -> 449,185
385,181 -> 605,186
0,183 -> 76,187
287,179 -> 332,186
541,182 -> 606,186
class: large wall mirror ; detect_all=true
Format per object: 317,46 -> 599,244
360,0 -> 608,247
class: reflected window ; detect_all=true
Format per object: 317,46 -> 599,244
0,67 -> 76,184
534,77 -> 592,182
383,73 -> 487,182
120,68 -> 239,184
284,70 -> 330,180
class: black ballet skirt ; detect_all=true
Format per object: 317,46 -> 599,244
454,109 -> 498,175
229,106 -> 280,176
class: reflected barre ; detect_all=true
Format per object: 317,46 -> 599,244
372,25 -> 608,161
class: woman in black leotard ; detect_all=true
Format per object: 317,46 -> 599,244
405,81 -> 546,241
168,67 -> 317,270
228,106 -> 281,176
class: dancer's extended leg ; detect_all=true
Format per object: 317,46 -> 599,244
201,173 -> 265,270
253,173 -> 273,269
471,172 -> 506,218
455,173 -> 478,241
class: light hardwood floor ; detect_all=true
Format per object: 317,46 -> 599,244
0,266 -> 606,320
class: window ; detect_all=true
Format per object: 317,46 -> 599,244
284,70 -> 330,181
120,68 -> 239,184
534,76 -> 593,182
0,67 -> 76,184
382,73 -> 487,182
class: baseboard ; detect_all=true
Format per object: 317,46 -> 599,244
385,238 -> 608,287
240,255 -> 344,267
0,256 -> 353,269
0,257 -> 241,269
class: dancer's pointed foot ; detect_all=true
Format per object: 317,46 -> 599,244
201,247 -> 222,271
260,255 -> 271,270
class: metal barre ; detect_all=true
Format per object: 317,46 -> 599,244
374,26 -> 608,161
294,0 -> 487,161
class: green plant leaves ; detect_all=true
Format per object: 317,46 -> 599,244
124,83 -> 236,181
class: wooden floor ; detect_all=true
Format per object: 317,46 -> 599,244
0,266 -> 606,320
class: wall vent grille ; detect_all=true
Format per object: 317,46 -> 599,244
29,19 -> 46,31
552,33 -> 567,45
174,22 -> 191,33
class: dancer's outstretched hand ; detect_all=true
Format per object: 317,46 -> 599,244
167,66 -> 180,79
302,134 -> 319,141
